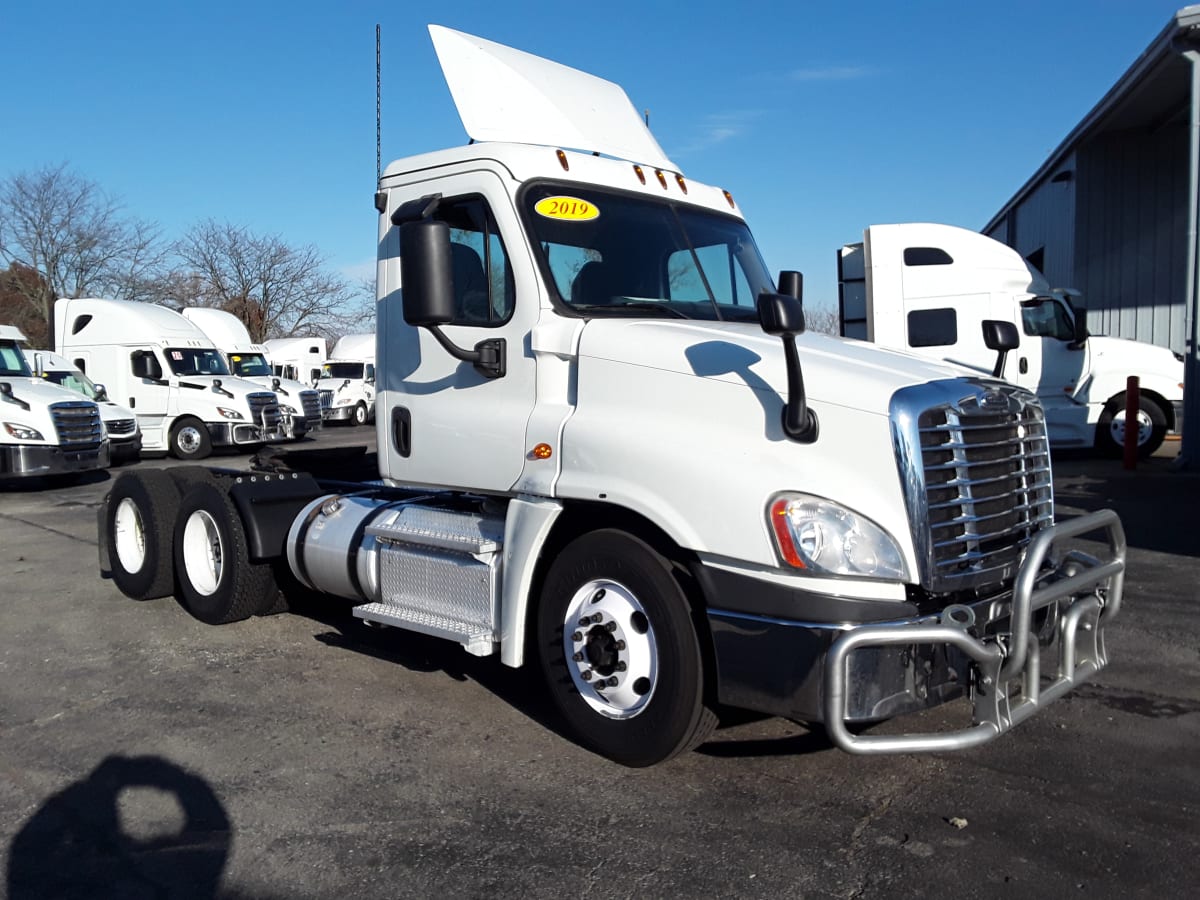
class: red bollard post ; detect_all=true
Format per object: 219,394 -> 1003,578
1123,375 -> 1140,471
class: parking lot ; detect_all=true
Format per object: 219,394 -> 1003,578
2,428 -> 1198,899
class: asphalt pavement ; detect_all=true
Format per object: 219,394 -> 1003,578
1,428 -> 1197,899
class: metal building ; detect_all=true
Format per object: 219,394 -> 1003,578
984,5 -> 1200,465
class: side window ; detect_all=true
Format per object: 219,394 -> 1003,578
429,196 -> 514,326
903,247 -> 954,266
130,350 -> 162,380
908,308 -> 958,347
366,364 -> 376,381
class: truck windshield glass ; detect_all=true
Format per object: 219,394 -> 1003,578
42,369 -> 101,399
229,353 -> 273,377
522,184 -> 773,321
166,348 -> 231,376
1021,297 -> 1075,341
0,343 -> 33,377
323,362 -> 364,380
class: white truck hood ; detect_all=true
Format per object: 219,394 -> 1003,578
0,377 -> 98,408
1087,335 -> 1183,383
575,319 -> 976,417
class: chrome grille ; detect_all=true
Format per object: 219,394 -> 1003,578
892,380 -> 1053,592
247,392 -> 282,431
300,390 -> 322,420
51,401 -> 104,450
319,389 -> 333,410
105,418 -> 137,437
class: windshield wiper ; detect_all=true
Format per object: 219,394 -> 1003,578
573,302 -> 692,319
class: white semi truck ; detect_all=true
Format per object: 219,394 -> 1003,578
265,337 -> 327,386
23,348 -> 143,464
96,26 -> 1126,767
181,307 -> 323,440
1,325 -> 109,480
838,223 -> 1185,456
56,298 -> 287,460
317,333 -> 375,425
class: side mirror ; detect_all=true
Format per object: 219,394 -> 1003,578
1071,308 -> 1088,348
94,382 -> 109,401
777,270 -> 803,301
982,320 -> 1020,378
757,290 -> 817,443
400,220 -> 457,326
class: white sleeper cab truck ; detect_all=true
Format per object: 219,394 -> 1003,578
23,348 -> 142,464
95,27 -> 1127,767
266,337 -> 327,386
181,307 -> 322,440
56,298 -> 286,460
838,223 -> 1185,456
0,325 -> 108,480
317,333 -> 375,425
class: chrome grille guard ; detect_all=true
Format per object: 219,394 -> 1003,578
823,508 -> 1125,754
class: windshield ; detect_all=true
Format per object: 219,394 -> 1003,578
229,353 -> 273,377
522,183 -> 773,321
166,347 -> 231,376
322,362 -> 365,380
1021,297 -> 1076,342
43,369 -> 101,399
1,342 -> 32,377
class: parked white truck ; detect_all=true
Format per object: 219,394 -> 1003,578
317,334 -> 375,425
265,337 -> 327,386
181,308 -> 323,440
838,223 -> 1186,456
96,26 -> 1126,767
22,348 -> 143,464
56,298 -> 286,460
1,325 -> 109,480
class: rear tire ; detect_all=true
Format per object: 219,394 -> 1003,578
1096,393 -> 1167,458
105,470 -> 180,601
537,529 -> 717,767
172,482 -> 277,625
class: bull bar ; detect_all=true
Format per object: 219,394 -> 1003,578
823,509 -> 1126,754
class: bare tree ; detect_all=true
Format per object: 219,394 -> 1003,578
173,220 -> 363,342
804,306 -> 842,336
0,164 -> 166,346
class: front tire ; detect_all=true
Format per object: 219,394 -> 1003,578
105,470 -> 180,601
1096,393 -> 1167,458
537,529 -> 716,767
352,402 -> 368,427
172,482 -> 278,625
169,417 -> 213,460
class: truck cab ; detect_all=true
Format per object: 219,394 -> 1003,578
838,222 -> 1185,455
0,325 -> 108,479
181,308 -> 322,440
317,334 -> 375,425
56,298 -> 287,460
266,337 -> 327,386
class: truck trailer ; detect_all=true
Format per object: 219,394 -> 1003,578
838,223 -> 1185,456
96,26 -> 1126,767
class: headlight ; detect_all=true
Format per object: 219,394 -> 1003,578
216,407 -> 244,420
4,422 -> 44,441
768,493 -> 908,581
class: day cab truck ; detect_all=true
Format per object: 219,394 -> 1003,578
1,325 -> 109,481
96,26 -> 1127,767
265,337 -> 327,386
22,348 -> 143,465
56,298 -> 287,460
181,307 -> 323,440
316,333 -> 375,425
838,223 -> 1185,457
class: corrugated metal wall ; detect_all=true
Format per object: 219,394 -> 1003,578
984,154 -> 1078,290
1073,125 -> 1188,353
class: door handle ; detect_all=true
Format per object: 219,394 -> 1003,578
1019,357 -> 1028,375
392,406 -> 411,458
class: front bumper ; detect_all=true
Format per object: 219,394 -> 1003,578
109,434 -> 143,463
703,509 -> 1125,754
0,441 -> 110,477
205,422 -> 286,446
322,405 -> 357,422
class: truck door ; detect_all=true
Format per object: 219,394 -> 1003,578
381,174 -> 538,493
1012,296 -> 1089,441
127,348 -> 172,429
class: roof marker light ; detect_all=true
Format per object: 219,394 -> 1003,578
655,169 -> 668,189
675,174 -> 688,194
723,190 -> 736,209
633,165 -> 646,185
556,150 -> 569,171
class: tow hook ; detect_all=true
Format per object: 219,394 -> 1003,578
941,604 -> 976,629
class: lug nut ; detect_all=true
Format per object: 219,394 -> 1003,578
616,661 -> 627,672
572,652 -> 584,662
581,670 -> 592,681
615,640 -> 626,651
605,621 -> 617,632
607,677 -> 619,687
571,631 -> 582,642
579,619 -> 589,629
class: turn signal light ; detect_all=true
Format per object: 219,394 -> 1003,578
556,149 -> 569,171
532,443 -> 553,460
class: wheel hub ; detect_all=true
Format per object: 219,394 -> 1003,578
1109,409 -> 1152,447
562,580 -> 657,719
178,426 -> 203,453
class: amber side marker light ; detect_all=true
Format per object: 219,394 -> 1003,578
723,190 -> 736,209
769,499 -> 806,568
633,165 -> 646,185
655,169 -> 668,189
532,443 -> 553,460
556,150 -> 569,171
675,174 -> 688,194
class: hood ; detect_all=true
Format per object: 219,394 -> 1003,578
0,376 -> 100,409
243,375 -> 315,398
1087,335 -> 1184,381
576,319 -> 974,417
176,375 -> 277,401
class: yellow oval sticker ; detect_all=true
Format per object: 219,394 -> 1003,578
534,196 -> 599,221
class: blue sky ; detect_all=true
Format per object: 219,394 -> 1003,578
0,1 -> 1186,314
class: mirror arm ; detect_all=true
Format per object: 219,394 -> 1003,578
426,325 -> 506,379
781,334 -> 818,442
